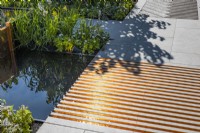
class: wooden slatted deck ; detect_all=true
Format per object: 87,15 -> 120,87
51,58 -> 200,133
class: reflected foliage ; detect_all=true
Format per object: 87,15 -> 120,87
0,28 -> 9,58
1,49 -> 93,105
0,29 -> 15,84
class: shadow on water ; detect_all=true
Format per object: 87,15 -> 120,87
90,15 -> 174,74
0,49 -> 93,120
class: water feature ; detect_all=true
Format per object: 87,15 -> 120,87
0,49 -> 93,120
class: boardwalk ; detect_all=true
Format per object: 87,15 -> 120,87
41,58 -> 200,133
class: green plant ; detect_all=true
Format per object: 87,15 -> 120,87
0,99 -> 33,133
43,9 -> 59,45
77,0 -> 135,20
54,36 -> 74,52
1,0 -> 135,20
58,6 -> 80,36
73,20 -> 109,54
0,10 -> 6,28
113,7 -> 127,20
0,0 -> 15,7
29,3 -> 58,47
12,10 -> 32,47
12,4 -> 56,48
53,19 -> 109,54
9,1 -> 110,54
0,0 -> 47,8
87,7 -> 99,19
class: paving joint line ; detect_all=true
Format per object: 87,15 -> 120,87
169,18 -> 177,63
43,121 -> 103,133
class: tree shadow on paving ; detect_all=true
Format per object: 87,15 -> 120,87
89,15 -> 174,75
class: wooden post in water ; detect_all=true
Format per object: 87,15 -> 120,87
6,22 -> 17,75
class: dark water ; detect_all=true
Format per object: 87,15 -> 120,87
0,49 -> 93,120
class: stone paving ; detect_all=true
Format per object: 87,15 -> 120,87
95,17 -> 200,68
140,0 -> 199,20
37,1 -> 200,133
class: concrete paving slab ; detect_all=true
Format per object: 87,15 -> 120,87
125,16 -> 176,40
144,17 -> 177,38
84,131 -> 102,133
106,18 -> 144,39
97,44 -> 135,61
92,16 -> 171,43
146,37 -> 174,52
106,37 -> 174,52
146,17 -> 177,23
97,43 -> 172,64
115,17 -> 170,42
97,16 -> 175,56
106,38 -> 140,45
90,19 -> 126,37
90,6 -> 200,69
125,0 -> 147,19
37,123 -> 85,133
170,52 -> 200,66
172,28 -> 200,54
139,0 -> 199,20
43,117 -> 133,133
176,19 -> 200,28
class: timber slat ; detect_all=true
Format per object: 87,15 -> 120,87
52,58 -> 200,132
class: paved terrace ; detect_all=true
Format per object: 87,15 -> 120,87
38,1 -> 200,133
96,16 -> 200,68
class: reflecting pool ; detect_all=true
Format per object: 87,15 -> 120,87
0,49 -> 93,120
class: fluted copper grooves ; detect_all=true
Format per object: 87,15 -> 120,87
51,58 -> 200,133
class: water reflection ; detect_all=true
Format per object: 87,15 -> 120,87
0,26 -> 17,84
0,49 -> 93,120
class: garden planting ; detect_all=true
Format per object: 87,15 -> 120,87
0,0 -> 134,54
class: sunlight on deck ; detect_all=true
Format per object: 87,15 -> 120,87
51,57 -> 200,133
